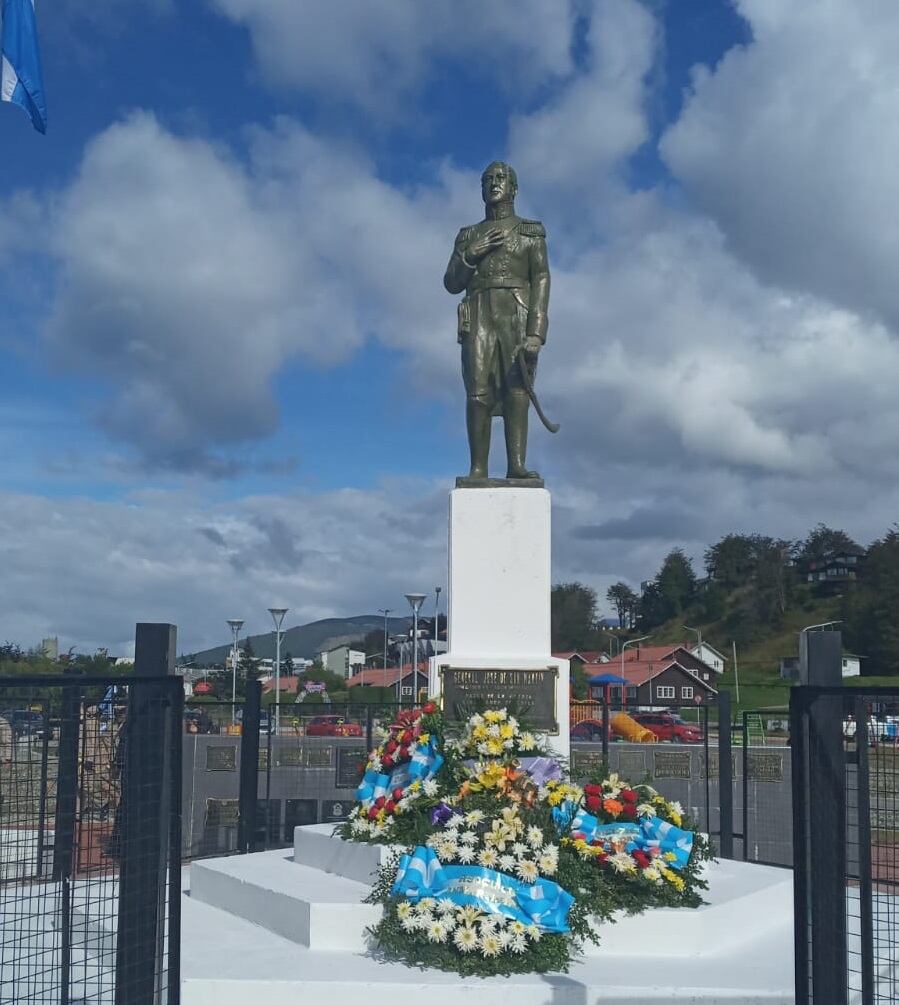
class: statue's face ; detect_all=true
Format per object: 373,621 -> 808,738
482,164 -> 515,205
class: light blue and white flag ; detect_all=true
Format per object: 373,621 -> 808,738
1,0 -> 47,133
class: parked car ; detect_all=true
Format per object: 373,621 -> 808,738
0,709 -> 47,739
631,712 -> 703,744
304,715 -> 363,738
570,718 -> 605,741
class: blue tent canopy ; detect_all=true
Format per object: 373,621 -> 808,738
587,673 -> 628,686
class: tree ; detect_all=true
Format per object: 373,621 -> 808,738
551,583 -> 598,650
843,528 -> 899,675
751,536 -> 794,624
704,534 -> 757,589
795,523 -> 860,563
606,582 -> 638,629
656,549 -> 697,619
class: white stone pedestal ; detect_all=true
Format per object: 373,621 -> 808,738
429,487 -> 569,756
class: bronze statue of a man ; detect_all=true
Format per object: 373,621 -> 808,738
444,161 -> 551,481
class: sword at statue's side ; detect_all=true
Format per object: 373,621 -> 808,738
512,342 -> 560,435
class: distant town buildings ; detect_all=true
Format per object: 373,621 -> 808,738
320,645 -> 365,679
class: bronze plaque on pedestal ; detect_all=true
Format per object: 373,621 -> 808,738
441,667 -> 558,732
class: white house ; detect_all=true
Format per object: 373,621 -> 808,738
841,654 -> 862,678
690,642 -> 727,674
320,645 -> 365,679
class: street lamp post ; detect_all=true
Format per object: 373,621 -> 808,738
378,608 -> 391,673
268,607 -> 289,736
683,624 -> 702,652
433,587 -> 442,655
405,593 -> 427,709
621,633 -> 652,704
226,619 -> 244,724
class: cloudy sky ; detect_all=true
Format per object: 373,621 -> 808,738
2,0 -> 898,655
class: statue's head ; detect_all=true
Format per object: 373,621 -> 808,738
481,161 -> 517,206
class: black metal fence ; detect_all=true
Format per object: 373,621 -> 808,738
0,675 -> 182,1005
792,685 -> 899,1004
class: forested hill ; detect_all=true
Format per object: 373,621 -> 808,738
552,523 -> 899,707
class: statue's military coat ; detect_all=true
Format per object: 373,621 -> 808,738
444,216 -> 550,408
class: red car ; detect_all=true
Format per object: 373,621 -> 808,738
570,718 -> 606,741
631,712 -> 703,744
304,715 -> 363,737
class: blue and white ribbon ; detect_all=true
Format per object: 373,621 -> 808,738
552,801 -> 694,870
355,736 -> 443,803
391,846 -> 573,933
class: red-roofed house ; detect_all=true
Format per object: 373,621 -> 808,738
589,644 -> 718,707
347,664 -> 429,702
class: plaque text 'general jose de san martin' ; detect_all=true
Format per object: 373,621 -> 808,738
441,668 -> 558,733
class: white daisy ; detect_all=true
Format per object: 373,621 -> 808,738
400,914 -> 418,933
512,842 -> 528,857
486,724 -> 501,738
446,813 -> 465,830
457,905 -> 481,926
503,739 -> 514,749
350,817 -> 367,833
477,847 -> 499,868
519,732 -> 537,749
426,919 -> 448,943
509,933 -> 528,954
479,915 -> 501,932
460,830 -> 478,845
435,840 -> 458,862
456,845 -> 476,864
417,897 -> 437,913
454,926 -> 479,953
526,826 -> 543,849
670,800 -> 684,816
526,924 -> 541,942
464,810 -> 485,826
499,854 -> 516,872
609,852 -> 637,874
396,900 -> 413,919
368,756 -> 382,772
637,802 -> 656,818
516,859 -> 539,883
538,853 -> 558,876
643,865 -> 662,882
479,933 -> 502,958
422,778 -> 439,797
437,898 -> 456,915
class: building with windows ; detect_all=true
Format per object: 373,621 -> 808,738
319,645 -> 365,679
346,664 -> 429,701
587,644 -> 718,707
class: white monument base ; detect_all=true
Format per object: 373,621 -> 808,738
429,487 -> 570,757
181,826 -> 796,1004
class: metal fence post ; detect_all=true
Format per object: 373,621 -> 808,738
115,623 -> 177,1005
601,697 -> 610,761
717,690 -> 734,859
741,711 -> 749,861
855,700 -> 875,1004
238,680 -> 262,854
790,687 -> 811,1005
52,688 -> 79,883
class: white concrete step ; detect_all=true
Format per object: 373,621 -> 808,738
293,822 -> 398,883
180,886 -> 795,1005
189,849 -> 381,952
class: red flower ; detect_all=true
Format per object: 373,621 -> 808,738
621,802 -> 638,821
367,807 -> 379,820
385,740 -> 397,755
632,850 -> 651,869
392,787 -> 404,801
374,796 -> 386,807
620,788 -> 638,803
382,755 -> 394,769
423,701 -> 437,714
385,800 -> 396,814
584,784 -> 601,796
586,795 -> 602,813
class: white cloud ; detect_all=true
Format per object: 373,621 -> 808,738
209,0 -> 576,113
661,0 -> 899,330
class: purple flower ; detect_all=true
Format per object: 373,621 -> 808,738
430,802 -> 453,827
519,756 -> 563,785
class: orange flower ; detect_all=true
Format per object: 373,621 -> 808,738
603,798 -> 624,817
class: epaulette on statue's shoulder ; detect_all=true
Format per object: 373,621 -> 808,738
457,224 -> 478,243
518,218 -> 546,238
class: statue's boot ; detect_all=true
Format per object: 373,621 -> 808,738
504,391 -> 540,480
466,398 -> 491,478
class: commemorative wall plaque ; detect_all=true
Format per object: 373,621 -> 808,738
747,752 -> 784,783
441,667 -> 558,732
336,746 -> 368,789
205,745 -> 237,772
652,750 -> 693,779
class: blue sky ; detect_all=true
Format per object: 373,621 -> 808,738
3,0 -> 899,654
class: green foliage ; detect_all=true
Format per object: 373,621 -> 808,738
795,523 -> 859,563
606,582 -> 638,629
843,528 -> 899,675
551,582 -> 598,650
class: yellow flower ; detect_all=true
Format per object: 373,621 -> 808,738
499,723 -> 515,740
484,710 -> 503,723
418,732 -> 430,744
663,852 -> 677,862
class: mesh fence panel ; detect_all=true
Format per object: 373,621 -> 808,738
0,677 -> 181,1005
